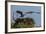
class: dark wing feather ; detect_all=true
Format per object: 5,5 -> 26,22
16,10 -> 22,14
25,11 -> 40,14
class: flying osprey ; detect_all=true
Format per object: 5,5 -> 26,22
16,10 -> 40,17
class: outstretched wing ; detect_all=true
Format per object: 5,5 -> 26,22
25,11 -> 40,14
16,10 -> 24,17
16,10 -> 22,14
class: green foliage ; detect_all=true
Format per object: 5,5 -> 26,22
14,23 -> 34,28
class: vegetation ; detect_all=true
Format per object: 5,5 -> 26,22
11,18 -> 35,28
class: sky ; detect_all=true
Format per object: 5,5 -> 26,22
11,5 -> 41,27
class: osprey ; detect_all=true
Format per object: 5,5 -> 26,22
16,10 -> 40,17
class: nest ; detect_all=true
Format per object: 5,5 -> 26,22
11,18 -> 35,28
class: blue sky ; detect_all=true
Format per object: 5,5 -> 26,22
11,5 -> 41,27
